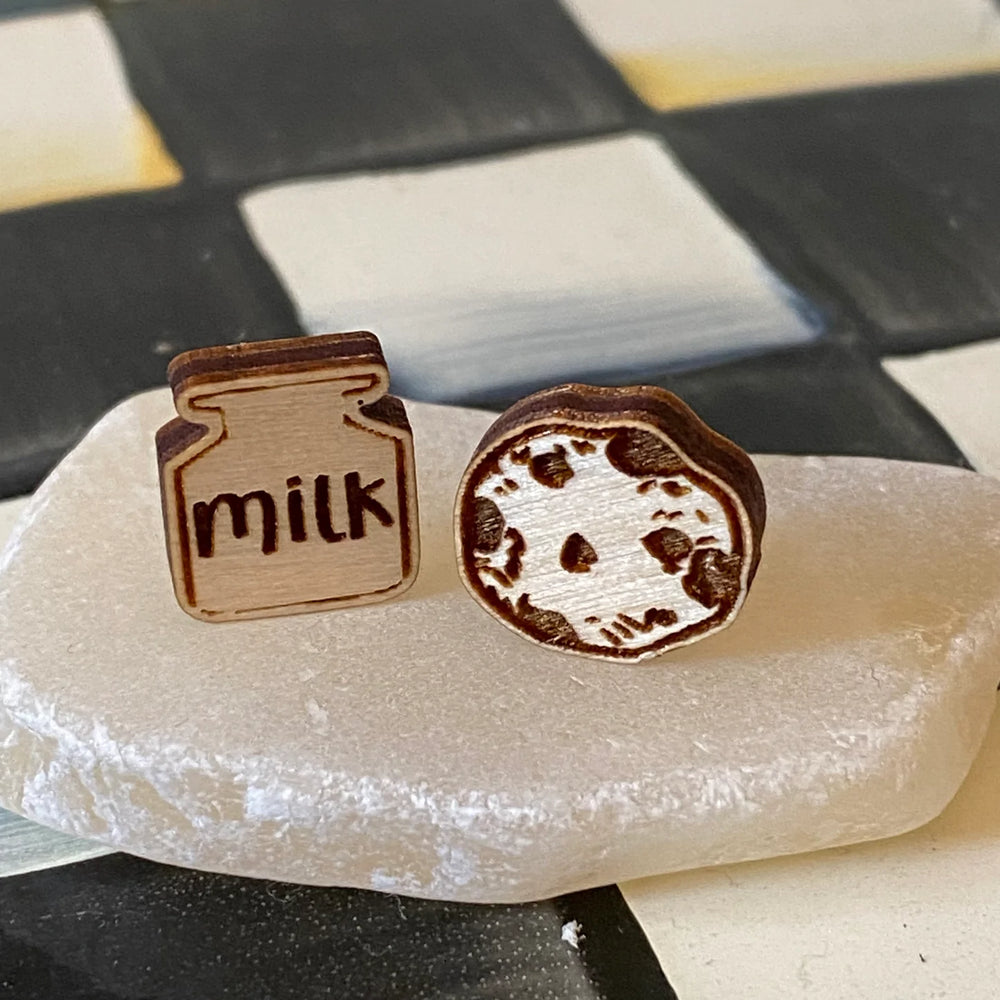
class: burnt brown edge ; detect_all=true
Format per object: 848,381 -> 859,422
156,332 -> 408,467
345,413 -> 415,585
155,385 -> 411,468
474,383 -> 766,574
458,384 -> 766,660
166,330 -> 385,402
154,332 -> 416,616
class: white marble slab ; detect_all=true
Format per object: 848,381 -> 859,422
0,495 -> 111,878
0,809 -> 111,880
241,134 -> 817,403
3,391 -> 1000,901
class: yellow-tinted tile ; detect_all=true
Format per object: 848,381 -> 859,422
565,0 -> 1000,108
0,109 -> 182,213
135,108 -> 183,189
0,9 -> 181,213
616,50 -> 1000,110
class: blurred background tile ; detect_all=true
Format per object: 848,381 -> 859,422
104,0 -> 640,186
242,133 -> 820,404
884,340 -> 1000,476
471,339 -> 970,466
0,193 -> 303,499
658,75 -> 1000,351
0,812 -> 110,881
642,342 -> 972,466
563,0 -> 1000,109
0,855 -> 676,1000
0,7 -> 180,212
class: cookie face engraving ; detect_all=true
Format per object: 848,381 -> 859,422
455,385 -> 765,662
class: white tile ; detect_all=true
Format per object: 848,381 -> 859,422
0,810 -> 111,879
241,134 -> 816,402
0,496 -> 29,549
884,340 -> 1000,478
564,0 -> 1000,107
0,8 -> 179,211
621,697 -> 1000,1000
564,0 -> 1000,62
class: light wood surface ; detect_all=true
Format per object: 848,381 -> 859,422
157,332 -> 419,621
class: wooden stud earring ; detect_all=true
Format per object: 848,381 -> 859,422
454,383 -> 765,662
157,332 -> 418,621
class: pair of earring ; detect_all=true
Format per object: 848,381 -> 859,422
157,332 -> 764,663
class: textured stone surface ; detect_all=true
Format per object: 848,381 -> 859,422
1,390 -> 999,903
0,497 -> 28,550
0,496 -> 113,878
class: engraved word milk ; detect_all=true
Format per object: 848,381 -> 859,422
156,332 -> 419,621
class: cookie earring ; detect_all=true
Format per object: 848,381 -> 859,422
453,384 -> 765,662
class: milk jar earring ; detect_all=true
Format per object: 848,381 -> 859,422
157,332 -> 418,621
453,383 -> 765,662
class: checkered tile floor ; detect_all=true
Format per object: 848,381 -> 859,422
1,2 -> 998,997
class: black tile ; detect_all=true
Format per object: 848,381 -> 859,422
104,0 -> 639,188
657,75 -> 1000,352
469,342 -> 971,468
659,342 -> 973,466
0,854 -> 676,1000
0,192 -> 303,499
